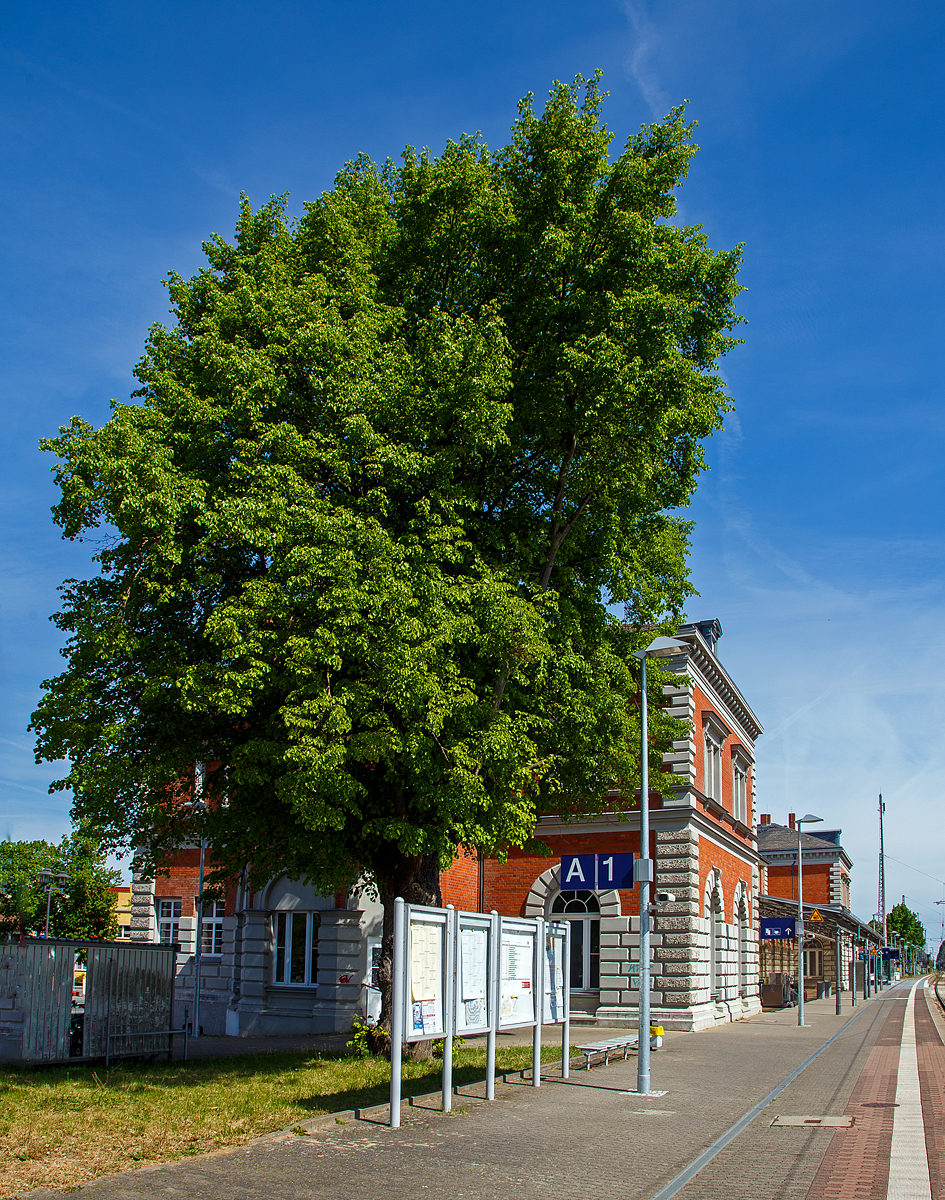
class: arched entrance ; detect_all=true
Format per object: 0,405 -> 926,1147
551,890 -> 601,992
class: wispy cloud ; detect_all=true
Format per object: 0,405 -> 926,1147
620,1 -> 671,116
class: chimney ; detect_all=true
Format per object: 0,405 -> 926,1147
788,813 -> 796,829
760,814 -> 771,825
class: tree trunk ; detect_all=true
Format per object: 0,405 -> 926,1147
372,852 -> 442,1059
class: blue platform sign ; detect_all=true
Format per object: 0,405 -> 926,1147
760,917 -> 796,939
560,853 -> 635,890
881,947 -> 900,960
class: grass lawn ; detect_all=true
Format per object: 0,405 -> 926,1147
0,1042 -> 561,1198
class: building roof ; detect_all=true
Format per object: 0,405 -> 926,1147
757,822 -> 853,869
757,823 -> 844,852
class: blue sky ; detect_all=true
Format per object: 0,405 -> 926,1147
2,1 -> 944,938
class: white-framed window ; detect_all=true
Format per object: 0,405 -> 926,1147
732,761 -> 748,825
703,731 -> 723,801
803,946 -> 824,978
368,939 -> 382,992
200,899 -> 225,956
273,911 -> 320,986
158,899 -> 181,944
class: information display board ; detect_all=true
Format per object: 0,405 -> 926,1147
542,921 -> 568,1024
405,907 -> 449,1042
455,915 -> 492,1034
760,917 -> 796,940
498,918 -> 537,1028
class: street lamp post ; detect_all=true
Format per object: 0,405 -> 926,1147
795,814 -> 822,1028
36,869 -> 70,937
189,763 -> 208,1039
632,635 -> 688,1096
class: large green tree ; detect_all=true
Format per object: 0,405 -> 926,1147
0,832 -> 119,942
32,78 -> 742,1012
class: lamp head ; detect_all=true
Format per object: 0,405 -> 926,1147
632,636 -> 689,659
797,814 -> 823,824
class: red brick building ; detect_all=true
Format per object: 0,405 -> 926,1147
440,618 -> 765,1031
134,616 -> 764,1036
757,816 -> 851,909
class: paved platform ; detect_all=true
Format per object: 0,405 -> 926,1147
24,979 -> 943,1200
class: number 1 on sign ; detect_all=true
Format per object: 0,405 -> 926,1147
600,856 -> 613,884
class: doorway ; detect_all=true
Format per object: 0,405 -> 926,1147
551,890 -> 601,992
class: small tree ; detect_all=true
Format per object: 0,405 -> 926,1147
886,901 -> 925,950
0,833 -> 119,941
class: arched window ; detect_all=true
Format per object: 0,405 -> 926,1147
551,891 -> 601,991
551,891 -> 601,915
735,887 -> 749,999
803,939 -> 825,980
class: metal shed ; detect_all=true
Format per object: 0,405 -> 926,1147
0,937 -> 177,1064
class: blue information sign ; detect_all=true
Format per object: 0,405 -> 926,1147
881,947 -> 900,960
760,917 -> 796,939
560,853 -> 635,890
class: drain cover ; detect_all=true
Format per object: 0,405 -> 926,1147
861,1102 -> 899,1108
770,1115 -> 855,1127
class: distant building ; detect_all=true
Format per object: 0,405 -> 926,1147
757,817 -> 851,909
756,817 -> 879,1001
111,885 -> 134,939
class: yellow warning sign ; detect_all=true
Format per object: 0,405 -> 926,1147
809,909 -> 824,922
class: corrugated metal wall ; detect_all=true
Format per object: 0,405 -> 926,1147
1,938 -> 176,1063
20,941 -> 74,1061
84,943 -> 175,1058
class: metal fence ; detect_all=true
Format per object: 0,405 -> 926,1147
1,937 -> 178,1064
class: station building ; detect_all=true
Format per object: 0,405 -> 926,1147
131,618 -> 765,1035
756,818 -> 880,1003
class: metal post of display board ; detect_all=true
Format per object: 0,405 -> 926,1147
835,925 -> 841,1014
486,910 -> 498,1101
562,920 -> 571,1079
850,937 -> 856,1006
442,906 -> 455,1113
390,897 -> 405,1129
532,917 -> 543,1088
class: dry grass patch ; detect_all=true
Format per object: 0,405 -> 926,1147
0,1042 -> 559,1197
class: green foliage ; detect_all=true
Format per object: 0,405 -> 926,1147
345,1014 -> 374,1059
31,76 -> 742,902
886,901 -> 925,949
432,1035 -> 465,1058
0,832 -> 119,940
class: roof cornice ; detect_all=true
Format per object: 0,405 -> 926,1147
660,631 -> 764,743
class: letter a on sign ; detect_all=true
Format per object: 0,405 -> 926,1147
561,855 -> 596,887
